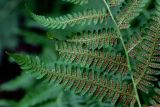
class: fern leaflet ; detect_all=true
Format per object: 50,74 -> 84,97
31,8 -> 108,29
116,0 -> 149,29
129,14 -> 160,98
66,28 -> 119,49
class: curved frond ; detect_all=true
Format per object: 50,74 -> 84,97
116,0 -> 149,29
31,8 -> 108,29
130,14 -> 160,93
66,28 -> 119,49
55,42 -> 128,76
10,53 -> 136,106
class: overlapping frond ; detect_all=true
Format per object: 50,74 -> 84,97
55,42 -> 128,76
66,28 -> 119,49
116,0 -> 149,29
61,0 -> 88,5
31,8 -> 108,29
129,14 -> 160,94
10,53 -> 136,106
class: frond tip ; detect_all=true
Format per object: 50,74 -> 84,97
9,53 -> 136,106
30,8 -> 108,29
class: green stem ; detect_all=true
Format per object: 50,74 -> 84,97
102,0 -> 142,107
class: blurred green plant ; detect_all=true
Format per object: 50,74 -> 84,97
0,0 -> 22,62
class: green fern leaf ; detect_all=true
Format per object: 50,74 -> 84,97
17,84 -> 60,107
129,14 -> 160,94
31,8 -> 108,29
55,42 -> 129,76
116,0 -> 149,29
10,53 -> 137,106
66,28 -> 119,49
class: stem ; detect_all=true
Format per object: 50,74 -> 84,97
102,0 -> 141,107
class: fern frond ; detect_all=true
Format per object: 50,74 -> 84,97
0,72 -> 34,91
10,53 -> 136,106
66,28 -> 119,49
61,0 -> 88,5
55,42 -> 128,76
31,8 -> 108,29
116,0 -> 149,29
130,14 -> 160,93
17,84 -> 60,107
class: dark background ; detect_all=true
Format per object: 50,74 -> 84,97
0,0 -> 74,101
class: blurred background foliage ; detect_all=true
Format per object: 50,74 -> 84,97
0,0 -> 113,107
0,0 -> 157,107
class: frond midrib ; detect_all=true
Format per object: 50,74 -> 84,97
57,12 -> 107,24
67,34 -> 119,43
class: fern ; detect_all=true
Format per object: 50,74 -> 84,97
5,0 -> 160,106
31,8 -> 108,29
17,84 -> 60,107
115,0 -> 149,29
0,72 -> 34,91
125,14 -> 160,104
66,28 -> 119,49
55,42 -> 128,76
10,53 -> 137,106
